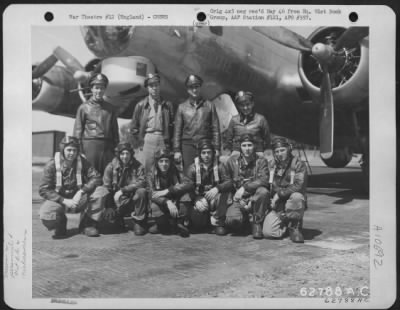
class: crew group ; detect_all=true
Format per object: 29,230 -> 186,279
39,72 -> 308,243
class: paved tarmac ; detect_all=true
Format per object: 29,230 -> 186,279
32,157 -> 369,299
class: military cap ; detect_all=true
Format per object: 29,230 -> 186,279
185,74 -> 203,87
271,137 -> 291,149
197,139 -> 214,151
116,142 -> 134,155
60,136 -> 80,149
144,73 -> 161,88
89,73 -> 109,87
235,91 -> 254,104
239,133 -> 255,144
154,148 -> 172,161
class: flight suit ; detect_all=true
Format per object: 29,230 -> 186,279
73,98 -> 119,174
102,157 -> 147,224
173,98 -> 221,172
182,157 -> 227,231
216,154 -> 270,230
38,153 -> 106,233
263,155 -> 308,238
147,164 -> 190,233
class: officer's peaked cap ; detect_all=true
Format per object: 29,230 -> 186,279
185,74 -> 203,87
89,73 -> 109,87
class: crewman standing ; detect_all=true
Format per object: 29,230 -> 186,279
73,73 -> 119,174
173,74 -> 221,173
131,73 -> 175,172
263,137 -> 308,243
38,136 -> 107,239
224,91 -> 270,158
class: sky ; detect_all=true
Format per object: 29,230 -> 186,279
32,26 -> 130,133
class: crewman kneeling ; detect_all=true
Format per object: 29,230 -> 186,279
214,134 -> 270,239
38,136 -> 107,239
147,148 -> 190,237
101,142 -> 148,235
181,139 -> 227,233
263,137 -> 308,243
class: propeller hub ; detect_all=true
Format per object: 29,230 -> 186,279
312,43 -> 334,64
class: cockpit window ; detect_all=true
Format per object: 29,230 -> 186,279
81,26 -> 134,57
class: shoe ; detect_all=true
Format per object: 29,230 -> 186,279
176,223 -> 190,238
215,226 -> 227,236
133,220 -> 147,236
79,215 -> 100,237
83,226 -> 100,237
252,223 -> 263,239
148,224 -> 159,234
52,215 -> 67,239
288,220 -> 304,243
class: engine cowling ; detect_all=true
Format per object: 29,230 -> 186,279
320,147 -> 353,168
298,27 -> 369,108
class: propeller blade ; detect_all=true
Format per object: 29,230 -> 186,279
334,27 -> 369,51
319,68 -> 334,159
252,26 -> 313,52
53,46 -> 85,74
32,54 -> 58,79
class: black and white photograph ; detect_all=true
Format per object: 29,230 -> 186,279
3,4 -> 396,309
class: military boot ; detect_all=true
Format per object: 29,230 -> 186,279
252,215 -> 263,239
174,219 -> 190,238
52,214 -> 68,239
79,215 -> 100,237
133,219 -> 147,236
288,220 -> 304,243
215,226 -> 228,236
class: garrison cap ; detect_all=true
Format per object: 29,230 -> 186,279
144,73 -> 161,88
235,91 -> 254,104
239,133 -> 256,144
60,136 -> 80,149
197,139 -> 214,151
116,142 -> 134,155
89,73 -> 109,87
271,137 -> 291,149
185,74 -> 203,87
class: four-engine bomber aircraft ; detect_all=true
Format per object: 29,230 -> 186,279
32,25 -> 369,173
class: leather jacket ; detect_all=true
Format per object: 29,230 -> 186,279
103,157 -> 146,195
269,155 -> 308,199
224,112 -> 270,152
39,155 -> 101,203
173,98 -> 221,152
73,98 -> 119,146
218,153 -> 269,195
130,96 -> 175,148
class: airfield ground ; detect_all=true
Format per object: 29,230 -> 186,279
31,152 -> 369,298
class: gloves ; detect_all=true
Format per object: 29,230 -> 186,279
195,198 -> 209,212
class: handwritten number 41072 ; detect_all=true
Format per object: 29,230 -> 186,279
373,225 -> 384,269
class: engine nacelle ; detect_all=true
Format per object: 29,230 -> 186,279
298,27 -> 369,108
320,147 -> 353,168
32,66 -> 81,117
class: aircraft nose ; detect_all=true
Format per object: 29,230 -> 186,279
80,26 -> 134,57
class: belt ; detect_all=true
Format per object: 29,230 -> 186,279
145,131 -> 163,135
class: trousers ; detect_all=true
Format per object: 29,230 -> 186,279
263,192 -> 305,238
215,187 -> 270,229
39,186 -> 108,230
139,133 -> 165,173
114,188 -> 148,221
82,139 -> 115,174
